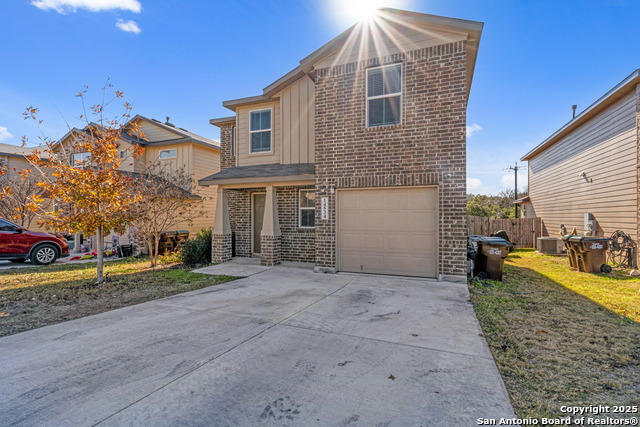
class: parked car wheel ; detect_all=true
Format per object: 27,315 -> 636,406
8,259 -> 26,263
475,271 -> 489,280
32,244 -> 58,265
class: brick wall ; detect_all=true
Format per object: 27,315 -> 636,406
227,185 -> 315,262
314,41 -> 468,277
277,186 -> 316,263
219,123 -> 236,171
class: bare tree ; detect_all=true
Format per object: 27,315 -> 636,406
131,162 -> 207,267
0,159 -> 41,228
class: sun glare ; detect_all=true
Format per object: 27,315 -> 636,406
327,0 -> 413,27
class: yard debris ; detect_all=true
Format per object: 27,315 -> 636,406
388,374 -> 395,380
630,270 -> 640,277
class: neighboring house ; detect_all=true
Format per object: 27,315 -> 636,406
0,143 -> 50,232
50,115 -> 221,251
200,8 -> 483,281
521,69 -> 640,264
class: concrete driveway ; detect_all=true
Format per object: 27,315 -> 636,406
0,264 -> 514,426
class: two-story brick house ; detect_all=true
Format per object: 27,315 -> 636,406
200,8 -> 482,281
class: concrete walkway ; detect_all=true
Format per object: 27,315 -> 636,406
0,264 -> 514,426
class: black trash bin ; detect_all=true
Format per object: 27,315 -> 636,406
473,236 -> 511,281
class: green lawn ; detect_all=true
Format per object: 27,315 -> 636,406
470,249 -> 640,420
0,257 -> 236,337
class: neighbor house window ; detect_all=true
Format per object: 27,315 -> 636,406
249,109 -> 271,153
72,152 -> 91,167
299,189 -> 315,228
367,63 -> 402,127
119,150 -> 126,159
232,126 -> 236,157
159,149 -> 176,159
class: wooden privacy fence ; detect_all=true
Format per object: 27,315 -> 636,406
467,216 -> 543,249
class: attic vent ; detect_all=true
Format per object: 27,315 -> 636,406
151,118 -> 161,123
179,127 -> 189,132
165,117 -> 175,127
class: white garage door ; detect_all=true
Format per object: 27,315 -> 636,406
338,187 -> 438,278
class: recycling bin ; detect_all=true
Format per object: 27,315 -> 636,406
473,236 -> 511,281
569,236 -> 611,274
562,234 -> 578,269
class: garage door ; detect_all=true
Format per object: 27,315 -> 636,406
338,187 -> 438,277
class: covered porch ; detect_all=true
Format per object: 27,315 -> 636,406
199,163 -> 315,266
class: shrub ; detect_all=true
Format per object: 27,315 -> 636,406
158,250 -> 181,265
178,228 -> 212,265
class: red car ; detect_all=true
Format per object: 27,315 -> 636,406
0,218 -> 70,265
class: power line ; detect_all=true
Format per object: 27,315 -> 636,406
503,162 -> 527,218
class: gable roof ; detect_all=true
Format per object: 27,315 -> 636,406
53,116 -> 220,151
222,8 -> 483,112
128,115 -> 220,150
0,143 -> 48,159
521,69 -> 640,161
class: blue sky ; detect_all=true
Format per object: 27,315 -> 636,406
1,0 -> 639,195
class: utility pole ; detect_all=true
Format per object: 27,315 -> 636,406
507,162 -> 521,218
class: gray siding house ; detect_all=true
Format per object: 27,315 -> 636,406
521,70 -> 640,265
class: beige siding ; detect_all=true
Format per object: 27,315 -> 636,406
145,144 -> 192,173
138,120 -> 182,142
280,76 -> 315,164
187,144 -> 219,232
316,26 -> 466,69
528,92 -> 637,237
236,101 -> 281,166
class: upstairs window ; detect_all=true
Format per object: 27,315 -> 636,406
367,63 -> 402,127
159,149 -> 176,159
250,109 -> 271,153
299,189 -> 315,228
72,152 -> 91,167
119,150 -> 126,159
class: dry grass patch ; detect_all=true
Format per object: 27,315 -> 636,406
0,257 -> 236,337
470,250 -> 640,420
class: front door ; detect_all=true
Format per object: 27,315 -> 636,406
253,193 -> 266,254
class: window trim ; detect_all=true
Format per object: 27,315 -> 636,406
72,152 -> 91,167
249,108 -> 273,154
158,148 -> 176,159
298,189 -> 316,229
232,126 -> 236,157
365,63 -> 403,128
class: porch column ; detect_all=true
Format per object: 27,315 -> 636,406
260,185 -> 282,266
212,187 -> 232,263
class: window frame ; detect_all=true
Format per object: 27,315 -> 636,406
249,108 -> 273,154
232,126 -> 236,157
365,63 -> 403,128
298,189 -> 316,229
158,149 -> 176,159
119,150 -> 126,159
72,152 -> 91,167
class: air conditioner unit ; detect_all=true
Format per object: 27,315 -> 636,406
537,237 -> 564,254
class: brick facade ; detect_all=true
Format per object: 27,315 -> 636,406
219,123 -> 236,171
226,186 -> 316,263
314,41 -> 468,277
212,234 -> 232,263
260,235 -> 282,266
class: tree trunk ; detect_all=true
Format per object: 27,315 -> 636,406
154,234 -> 160,267
96,225 -> 104,284
146,233 -> 154,267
